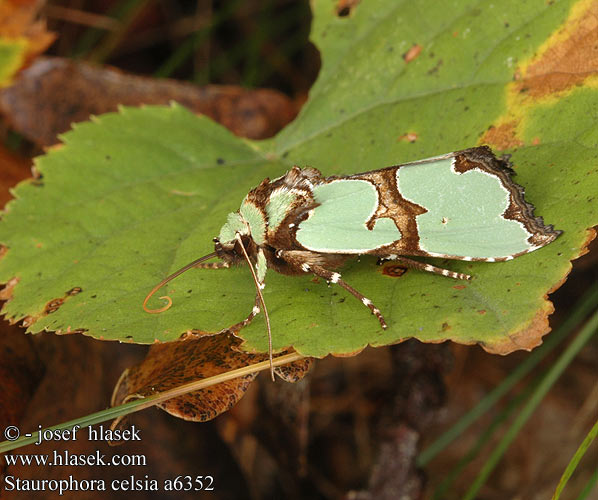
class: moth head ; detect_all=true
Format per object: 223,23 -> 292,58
214,210 -> 259,265
213,236 -> 249,266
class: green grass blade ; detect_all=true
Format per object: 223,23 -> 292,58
552,418 -> 598,500
88,0 -> 150,63
462,309 -> 598,500
154,0 -> 243,80
575,467 -> 598,500
432,371 -> 543,499
73,0 -> 147,58
418,282 -> 598,466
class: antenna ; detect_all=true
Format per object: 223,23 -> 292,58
143,252 -> 219,313
235,233 -> 274,381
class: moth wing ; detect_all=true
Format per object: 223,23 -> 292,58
297,147 -> 560,261
385,147 -> 558,260
295,178 -> 402,254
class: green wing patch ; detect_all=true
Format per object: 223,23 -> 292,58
297,179 -> 402,253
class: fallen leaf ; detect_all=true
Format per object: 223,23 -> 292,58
0,56 -> 298,146
111,333 -> 267,422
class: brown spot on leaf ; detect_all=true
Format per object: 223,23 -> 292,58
484,1 -> 598,150
44,298 -> 64,314
481,122 -> 524,150
331,345 -> 366,357
403,44 -> 422,63
0,276 -> 19,301
382,264 -> 408,278
452,284 -> 466,290
336,0 -> 360,17
66,287 -> 82,296
69,328 -> 88,335
477,310 -> 486,315
397,132 -> 418,143
483,304 -> 552,355
20,316 -> 34,328
58,326 -> 89,335
518,0 -> 598,98
441,322 -> 451,332
571,227 -> 597,261
482,229 -> 596,356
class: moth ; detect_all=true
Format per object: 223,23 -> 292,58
144,146 -> 561,377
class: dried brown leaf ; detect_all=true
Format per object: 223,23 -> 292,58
0,56 -> 298,147
112,333 -> 269,422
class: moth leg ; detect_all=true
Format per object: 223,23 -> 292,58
309,264 -> 388,330
193,261 -> 230,270
392,256 -> 472,280
228,295 -> 261,333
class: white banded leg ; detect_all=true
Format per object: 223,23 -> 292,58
193,261 -> 230,270
229,295 -> 261,333
394,256 -> 472,280
309,264 -> 388,330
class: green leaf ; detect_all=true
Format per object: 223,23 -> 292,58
1,0 -> 596,358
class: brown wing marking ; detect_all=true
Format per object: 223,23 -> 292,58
350,168 -> 426,256
454,146 -> 561,248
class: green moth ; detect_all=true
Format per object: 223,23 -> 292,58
144,146 -> 561,375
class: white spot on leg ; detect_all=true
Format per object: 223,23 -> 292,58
505,255 -> 514,261
301,263 -> 311,272
252,305 -> 260,315
288,223 -> 295,228
330,272 -> 341,284
441,269 -> 450,276
362,297 -> 372,306
486,257 -> 496,262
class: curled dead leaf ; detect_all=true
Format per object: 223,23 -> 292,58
111,333 -> 268,422
274,357 -> 313,383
